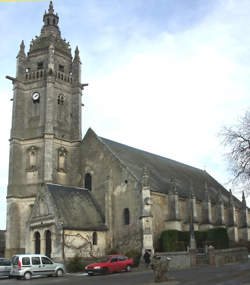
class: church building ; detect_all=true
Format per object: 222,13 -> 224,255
5,2 -> 250,260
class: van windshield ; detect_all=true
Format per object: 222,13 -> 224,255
12,256 -> 19,265
0,259 -> 11,266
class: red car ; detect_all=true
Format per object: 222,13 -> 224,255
85,255 -> 134,275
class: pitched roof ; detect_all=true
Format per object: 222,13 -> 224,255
46,184 -> 107,231
99,137 -> 241,207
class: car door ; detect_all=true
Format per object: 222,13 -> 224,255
40,256 -> 56,275
31,256 -> 43,276
117,256 -> 126,271
109,257 -> 118,272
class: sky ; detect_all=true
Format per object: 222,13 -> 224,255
0,0 -> 250,229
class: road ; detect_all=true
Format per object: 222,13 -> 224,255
1,261 -> 250,285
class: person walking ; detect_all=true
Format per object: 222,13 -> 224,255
143,250 -> 151,267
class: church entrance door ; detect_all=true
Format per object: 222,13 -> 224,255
45,230 -> 52,258
34,232 -> 40,254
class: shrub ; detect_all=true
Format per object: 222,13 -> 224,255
124,250 -> 141,267
178,231 -> 189,250
207,227 -> 229,249
160,230 -> 179,252
66,255 -> 84,273
194,231 -> 207,248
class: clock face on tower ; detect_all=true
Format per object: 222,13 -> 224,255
32,92 -> 40,102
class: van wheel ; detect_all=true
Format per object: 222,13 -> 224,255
56,269 -> 64,277
24,272 -> 32,280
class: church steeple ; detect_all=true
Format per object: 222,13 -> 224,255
41,1 -> 61,38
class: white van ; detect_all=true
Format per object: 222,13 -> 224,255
10,254 -> 65,280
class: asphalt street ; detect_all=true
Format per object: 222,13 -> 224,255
1,261 -> 250,284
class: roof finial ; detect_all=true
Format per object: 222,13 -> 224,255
242,191 -> 246,206
74,46 -> 80,60
48,1 -> 54,14
17,40 -> 26,58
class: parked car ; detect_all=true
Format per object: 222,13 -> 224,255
0,258 -> 11,278
10,254 -> 65,280
85,254 -> 134,276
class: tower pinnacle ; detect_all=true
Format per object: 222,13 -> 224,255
48,1 -> 54,14
41,1 -> 60,38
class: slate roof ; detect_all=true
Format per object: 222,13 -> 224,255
46,184 -> 107,231
99,137 -> 241,207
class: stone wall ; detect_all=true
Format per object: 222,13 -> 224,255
0,230 -> 6,257
155,252 -> 191,270
212,247 -> 248,266
155,247 -> 248,270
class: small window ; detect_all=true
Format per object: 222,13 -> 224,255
85,173 -> 92,191
58,94 -> 64,105
22,257 -> 30,266
42,257 -> 53,265
92,232 -> 97,245
12,256 -> 19,266
37,62 -> 43,70
118,256 -> 127,261
32,257 -> 40,265
111,258 -> 118,263
59,65 -> 64,72
124,208 -> 130,225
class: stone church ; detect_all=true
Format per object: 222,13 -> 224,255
5,2 -> 250,260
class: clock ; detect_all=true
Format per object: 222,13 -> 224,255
32,92 -> 40,102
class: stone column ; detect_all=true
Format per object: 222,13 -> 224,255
41,231 -> 46,255
189,248 -> 196,267
165,178 -> 181,230
189,185 -> 198,231
215,189 -> 225,226
208,245 -> 215,266
239,192 -> 250,241
200,182 -> 213,230
140,167 -> 154,255
228,190 -> 238,242
104,174 -> 114,250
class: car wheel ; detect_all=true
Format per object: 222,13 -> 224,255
24,272 -> 32,280
88,272 -> 94,276
56,269 -> 64,277
126,265 -> 132,272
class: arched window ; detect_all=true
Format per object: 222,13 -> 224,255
124,208 -> 130,225
34,232 -> 40,254
45,230 -> 52,258
92,232 -> 97,245
85,173 -> 92,191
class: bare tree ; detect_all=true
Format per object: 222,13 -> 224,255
221,110 -> 250,193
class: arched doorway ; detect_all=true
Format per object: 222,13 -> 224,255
85,173 -> 92,191
34,232 -> 40,254
45,230 -> 52,258
92,232 -> 97,245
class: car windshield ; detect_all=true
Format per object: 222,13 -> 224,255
0,259 -> 11,266
95,256 -> 111,263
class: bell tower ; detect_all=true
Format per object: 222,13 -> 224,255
5,1 -> 84,257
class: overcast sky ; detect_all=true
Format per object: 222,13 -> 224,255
0,0 -> 250,229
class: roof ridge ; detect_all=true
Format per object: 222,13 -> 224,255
99,136 -> 205,174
